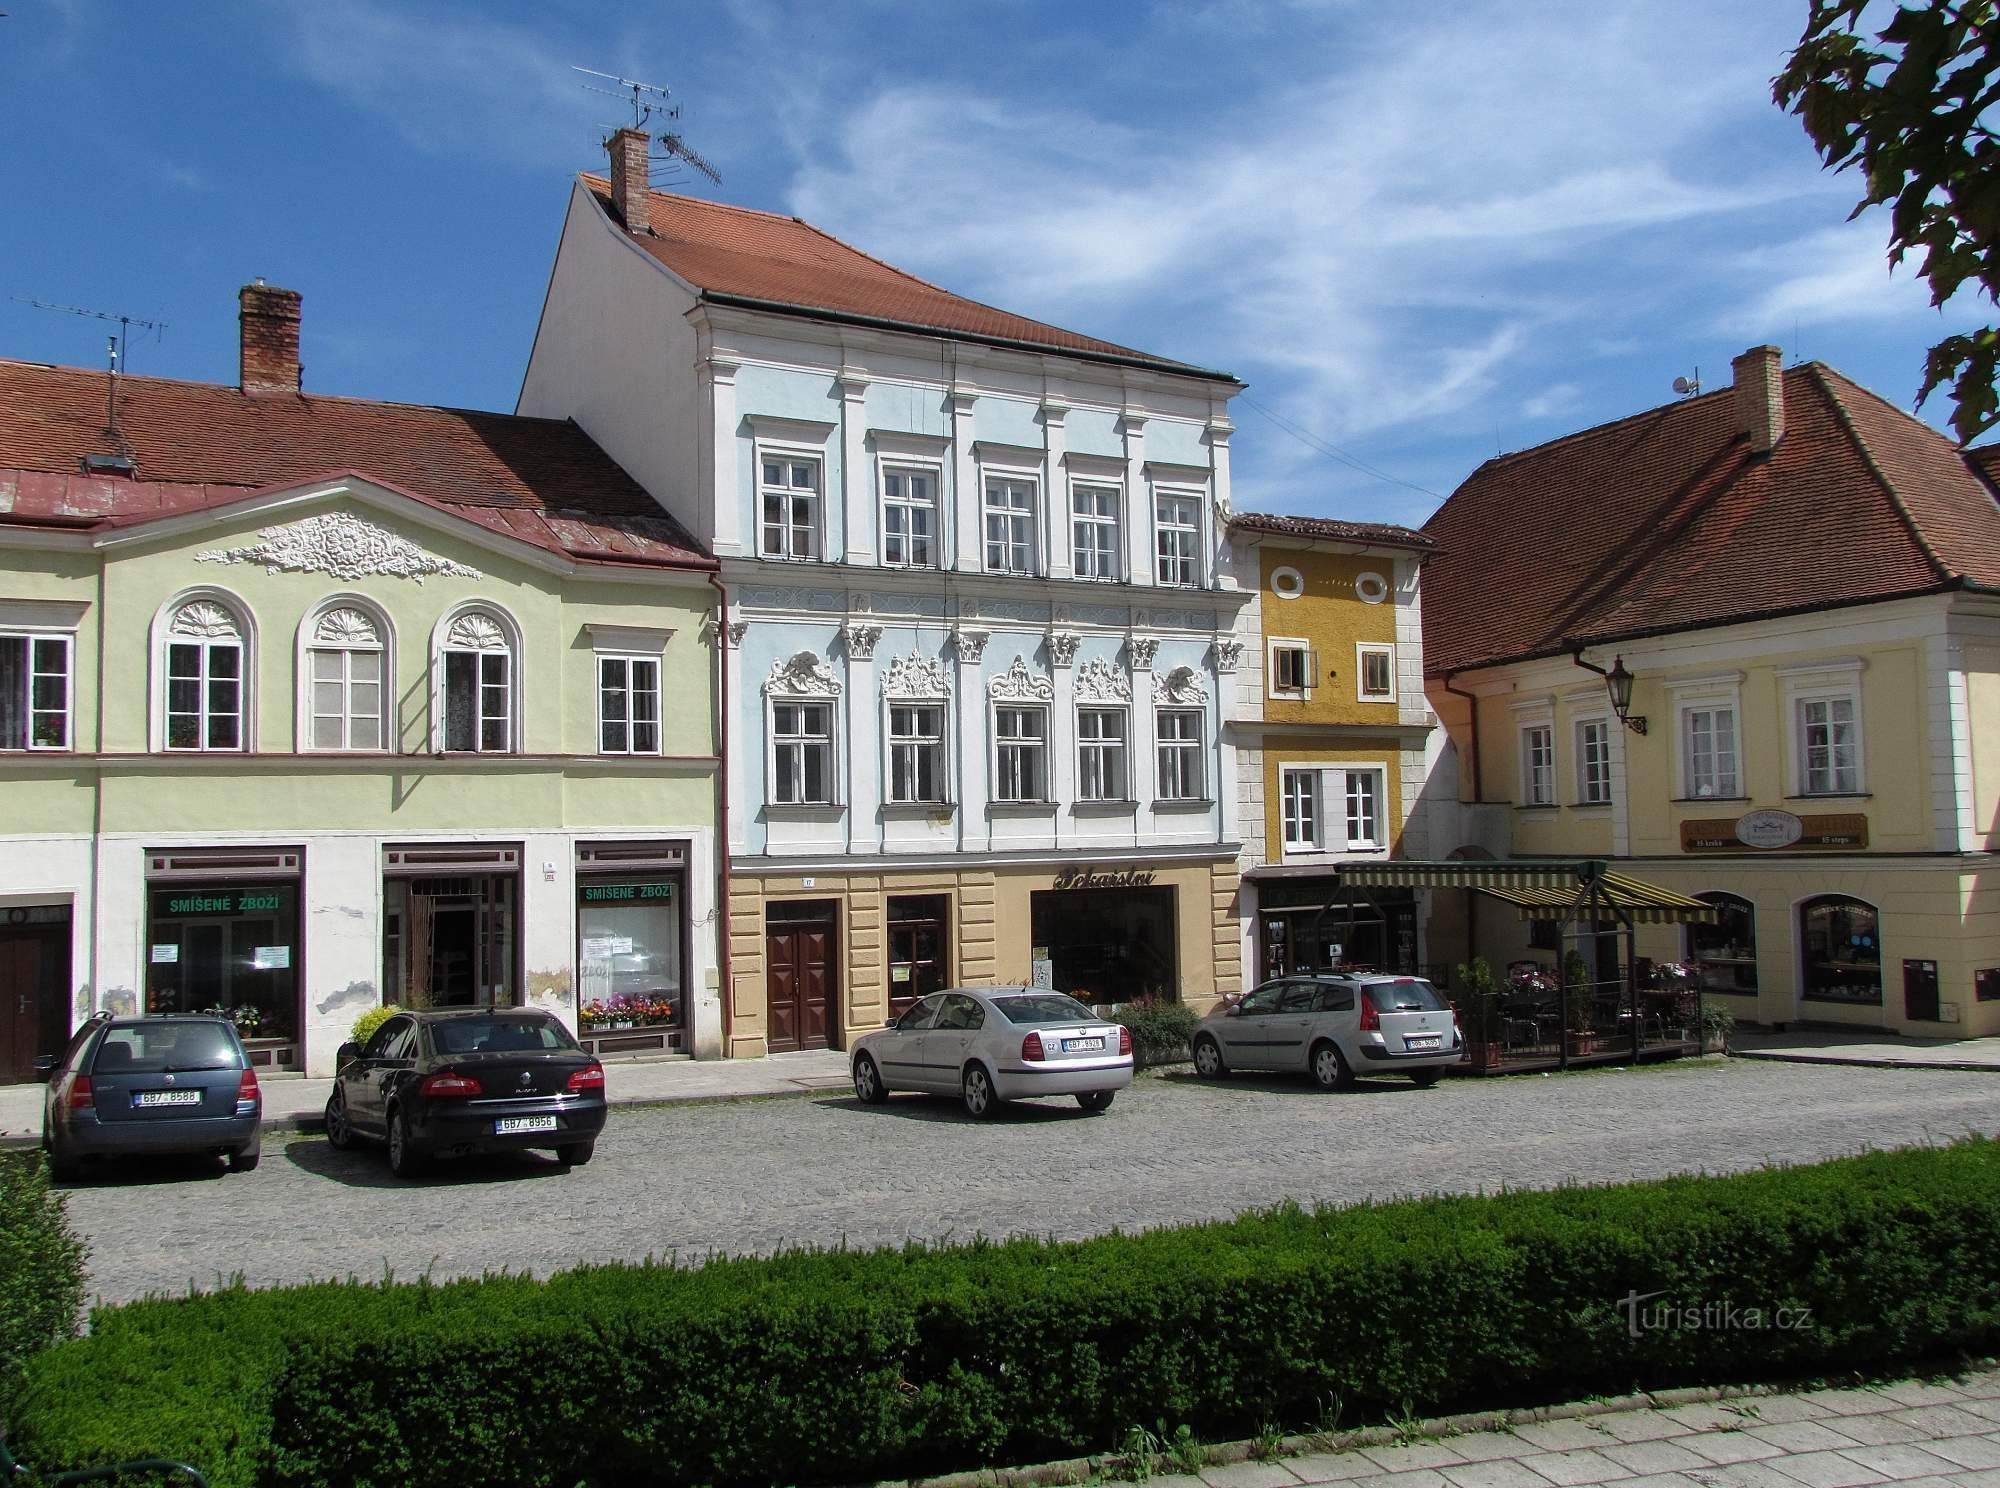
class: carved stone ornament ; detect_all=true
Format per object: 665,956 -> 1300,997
169,600 -> 242,640
1074,656 -> 1132,703
952,626 -> 991,664
195,512 -> 483,584
882,653 -> 952,699
1155,664 -> 1209,706
1046,630 -> 1081,668
764,649 -> 843,697
444,611 -> 508,651
988,655 -> 1054,702
1127,635 -> 1160,671
1214,637 -> 1245,673
312,607 -> 380,646
726,620 -> 749,649
842,622 -> 883,661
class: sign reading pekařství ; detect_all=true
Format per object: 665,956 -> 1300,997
1680,811 -> 1869,853
1051,866 -> 1158,890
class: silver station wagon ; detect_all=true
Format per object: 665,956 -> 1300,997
1191,973 -> 1463,1089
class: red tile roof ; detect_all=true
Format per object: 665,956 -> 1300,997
0,359 -> 711,570
1231,510 -> 1434,551
584,176 -> 1237,384
1421,361 -> 2000,676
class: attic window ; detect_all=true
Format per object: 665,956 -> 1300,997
81,452 -> 136,477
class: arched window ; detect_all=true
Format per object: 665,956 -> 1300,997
304,603 -> 389,751
437,607 -> 515,753
1687,891 -> 1757,994
162,598 -> 248,752
1799,895 -> 1881,1005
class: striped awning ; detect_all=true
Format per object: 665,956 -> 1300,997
1334,860 -> 1717,925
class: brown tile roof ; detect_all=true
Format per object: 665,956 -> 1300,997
583,175 -> 1237,384
0,359 -> 712,570
1421,361 -> 2000,676
1230,510 -> 1435,551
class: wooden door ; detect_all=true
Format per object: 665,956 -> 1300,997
765,903 -> 836,1053
886,896 -> 949,1023
0,916 -> 71,1084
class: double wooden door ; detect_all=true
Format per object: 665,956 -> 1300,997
765,901 -> 836,1053
1,911 -> 71,1084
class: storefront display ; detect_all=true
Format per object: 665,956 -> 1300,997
1253,880 -> 1416,981
1687,891 -> 1758,994
1800,894 -> 1881,1004
1029,884 -> 1176,1005
381,845 -> 522,1010
145,882 -> 300,1057
577,878 -> 684,1030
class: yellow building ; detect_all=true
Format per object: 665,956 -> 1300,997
1422,347 -> 2000,1039
1226,513 -> 1439,989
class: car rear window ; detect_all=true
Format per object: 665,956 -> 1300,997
1364,980 -> 1449,1014
430,1016 -> 577,1056
92,1022 -> 241,1074
990,994 -> 1097,1026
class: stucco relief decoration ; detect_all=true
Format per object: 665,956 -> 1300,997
1214,638 -> 1245,673
1074,657 -> 1132,703
313,607 -> 379,646
842,622 -> 883,661
952,626 -> 991,663
195,513 -> 483,584
725,620 -> 749,649
765,649 -> 844,697
988,655 -> 1053,702
169,600 -> 242,639
1127,636 -> 1160,671
1155,665 -> 1209,706
882,654 -> 951,700
444,611 -> 508,651
1046,630 -> 1081,667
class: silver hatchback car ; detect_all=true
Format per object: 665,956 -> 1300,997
1191,973 -> 1463,1089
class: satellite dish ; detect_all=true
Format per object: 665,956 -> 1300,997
1671,376 -> 1693,395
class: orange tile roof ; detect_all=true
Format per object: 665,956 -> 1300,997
0,359 -> 711,569
584,176 -> 1237,384
1231,510 -> 1434,551
1421,362 -> 2000,676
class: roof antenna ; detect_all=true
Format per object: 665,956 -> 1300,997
572,65 -> 722,189
13,296 -> 167,373
1671,367 -> 1701,398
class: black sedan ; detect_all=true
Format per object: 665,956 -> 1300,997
323,1008 -> 607,1178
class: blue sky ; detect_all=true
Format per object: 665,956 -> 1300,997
0,1 -> 1987,528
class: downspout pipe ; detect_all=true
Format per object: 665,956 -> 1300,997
1439,672 -> 1483,803
707,571 -> 733,1057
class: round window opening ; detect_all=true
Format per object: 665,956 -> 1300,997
1355,571 -> 1390,604
1271,566 -> 1305,599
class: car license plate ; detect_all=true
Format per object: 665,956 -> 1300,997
133,1089 -> 201,1108
1063,1037 -> 1105,1053
1405,1034 -> 1442,1051
495,1115 -> 558,1135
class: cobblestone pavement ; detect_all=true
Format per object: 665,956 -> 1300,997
59,1058 -> 2000,1307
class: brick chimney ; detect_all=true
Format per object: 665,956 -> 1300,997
239,280 -> 303,394
1731,344 -> 1784,456
609,127 -> 652,235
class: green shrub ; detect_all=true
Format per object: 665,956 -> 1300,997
1111,997 -> 1198,1068
0,1151 -> 86,1413
348,1004 -> 400,1047
12,1141 -> 2000,1488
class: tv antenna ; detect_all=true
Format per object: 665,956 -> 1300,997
1671,368 -> 1701,398
14,297 -> 167,368
572,66 -> 722,188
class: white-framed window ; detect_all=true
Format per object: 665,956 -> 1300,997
438,607 -> 515,754
1521,722 -> 1554,806
770,699 -> 835,804
1683,704 -> 1739,799
1154,490 -> 1200,587
1356,642 -> 1395,703
1281,764 -> 1388,852
598,655 -> 661,755
888,702 -> 947,804
1071,482 -> 1120,580
1575,717 -> 1612,805
1076,707 -> 1128,801
1281,767 -> 1320,849
984,476 -> 1036,575
993,704 -> 1047,802
1156,708 -> 1204,801
1799,695 -> 1860,795
304,605 -> 387,752
1342,768 -> 1386,849
1267,637 -> 1316,700
760,453 -> 822,560
0,631 -> 70,750
881,465 -> 938,569
162,598 -> 247,752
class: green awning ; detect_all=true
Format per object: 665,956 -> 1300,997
1333,860 -> 1717,925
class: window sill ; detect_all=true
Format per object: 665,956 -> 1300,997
1153,797 -> 1215,810
1514,804 -> 1559,812
1570,803 -> 1612,817
988,800 -> 1056,813
881,800 -> 954,815
1671,796 -> 1751,805
755,553 -> 828,564
1786,792 -> 1872,801
763,801 -> 844,817
1072,798 -> 1137,811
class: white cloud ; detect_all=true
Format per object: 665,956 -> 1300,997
1523,383 -> 1585,420
1723,222 -> 1948,334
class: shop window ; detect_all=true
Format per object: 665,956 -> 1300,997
888,702 -> 946,804
760,454 -> 822,560
1031,883 -> 1177,1004
1575,718 -> 1611,805
1076,707 -> 1128,801
984,476 -> 1036,575
994,704 -> 1048,802
1156,708 -> 1204,800
0,631 -> 70,750
162,599 -> 248,752
1520,723 -> 1554,805
304,604 -> 387,752
1799,894 -> 1881,1004
1071,483 -> 1120,580
599,655 -> 662,755
1357,643 -> 1394,703
438,608 -> 516,753
881,465 -> 937,568
145,881 -> 299,1058
383,872 -> 517,1009
770,699 -> 835,805
1154,490 -> 1200,587
1687,891 -> 1757,994
578,877 -> 684,1030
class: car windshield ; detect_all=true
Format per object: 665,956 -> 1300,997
92,1022 -> 240,1074
990,993 -> 1097,1026
1364,980 -> 1449,1014
430,1016 -> 576,1056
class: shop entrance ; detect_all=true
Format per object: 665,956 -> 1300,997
765,900 -> 836,1052
384,875 -> 518,1009
0,906 -> 70,1084
886,895 -> 950,1021
1029,886 -> 1176,1005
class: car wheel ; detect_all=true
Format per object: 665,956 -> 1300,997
1311,1040 -> 1355,1091
1192,1034 -> 1228,1079
386,1106 -> 427,1179
960,1063 -> 1001,1120
852,1053 -> 889,1105
1076,1091 -> 1116,1113
557,1141 -> 595,1167
228,1145 -> 261,1173
1410,1069 -> 1444,1089
324,1088 -> 356,1150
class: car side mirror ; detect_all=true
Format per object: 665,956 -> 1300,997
32,1054 -> 58,1078
336,1041 -> 361,1067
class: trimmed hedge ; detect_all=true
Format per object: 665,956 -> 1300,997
1111,997 -> 1199,1067
12,1140 -> 2000,1488
0,1151 -> 86,1413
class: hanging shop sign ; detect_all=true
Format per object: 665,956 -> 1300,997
1051,866 -> 1157,891
1680,812 -> 1869,854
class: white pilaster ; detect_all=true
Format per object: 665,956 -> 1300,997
1043,400 -> 1072,581
839,368 -> 873,567
1121,410 -> 1150,588
1216,639 -> 1244,848
705,357 -> 741,557
953,625 -> 990,850
951,387 -> 979,572
1206,416 -> 1234,589
844,619 -> 882,852
1131,657 -> 1157,840
724,619 -> 749,850
1050,632 -> 1078,849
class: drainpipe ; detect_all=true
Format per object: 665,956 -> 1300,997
1439,672 -> 1483,803
707,571 -> 733,1056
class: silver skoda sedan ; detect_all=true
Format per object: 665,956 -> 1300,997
1191,972 -> 1463,1089
850,987 -> 1134,1118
